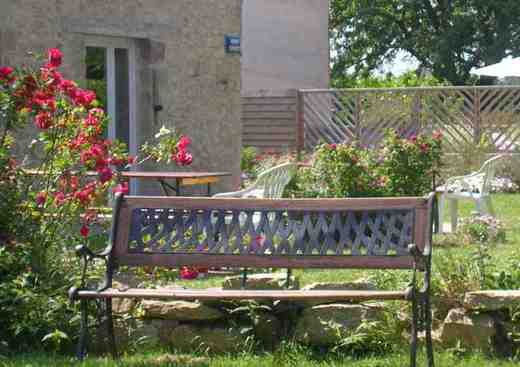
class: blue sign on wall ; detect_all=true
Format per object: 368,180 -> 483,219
225,35 -> 241,54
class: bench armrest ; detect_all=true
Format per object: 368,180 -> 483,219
75,244 -> 111,260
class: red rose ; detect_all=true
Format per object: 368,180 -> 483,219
74,183 -> 95,206
50,70 -> 63,87
433,130 -> 443,141
176,150 -> 193,166
71,89 -> 96,107
32,90 -> 56,111
177,136 -> 192,150
112,182 -> 129,195
59,79 -> 77,94
34,111 -> 52,129
83,113 -> 99,127
80,224 -> 89,238
0,66 -> 15,83
54,192 -> 65,205
420,143 -> 429,153
36,191 -> 47,206
70,176 -> 79,191
180,266 -> 199,280
98,167 -> 113,183
47,48 -> 63,68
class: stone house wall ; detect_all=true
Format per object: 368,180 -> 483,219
0,0 -> 242,192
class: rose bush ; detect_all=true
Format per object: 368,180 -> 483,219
307,130 -> 443,197
0,49 -> 193,353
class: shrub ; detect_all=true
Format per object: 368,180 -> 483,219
457,215 -> 506,245
240,146 -> 258,179
306,129 -> 442,198
0,50 -> 192,353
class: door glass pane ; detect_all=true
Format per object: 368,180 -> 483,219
85,47 -> 107,109
115,48 -> 130,148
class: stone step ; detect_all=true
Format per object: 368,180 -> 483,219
464,290 -> 520,311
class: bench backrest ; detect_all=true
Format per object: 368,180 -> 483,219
110,195 -> 433,270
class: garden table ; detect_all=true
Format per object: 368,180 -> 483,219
120,171 -> 232,196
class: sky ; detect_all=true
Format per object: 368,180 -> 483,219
376,50 -> 420,76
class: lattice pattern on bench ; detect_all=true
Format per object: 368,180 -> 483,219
128,207 -> 414,256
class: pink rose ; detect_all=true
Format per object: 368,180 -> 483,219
176,150 -> 193,166
47,48 -> 63,68
54,192 -> 65,205
36,191 -> 47,206
80,224 -> 90,238
177,136 -> 192,150
112,182 -> 129,195
0,66 -> 15,83
98,167 -> 113,183
34,111 -> 52,129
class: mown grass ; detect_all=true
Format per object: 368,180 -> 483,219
5,194 -> 519,367
2,349 -> 520,367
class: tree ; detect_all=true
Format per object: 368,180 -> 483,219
330,0 -> 520,85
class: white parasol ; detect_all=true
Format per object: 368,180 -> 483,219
471,57 -> 520,78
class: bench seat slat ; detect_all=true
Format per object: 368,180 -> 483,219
117,254 -> 421,270
76,288 -> 409,301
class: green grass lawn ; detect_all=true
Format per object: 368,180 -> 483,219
3,350 -> 520,367
4,194 -> 520,366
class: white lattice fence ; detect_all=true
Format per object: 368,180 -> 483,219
298,86 -> 520,153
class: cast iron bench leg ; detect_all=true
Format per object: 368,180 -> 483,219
105,298 -> 118,359
410,286 -> 418,367
77,299 -> 89,361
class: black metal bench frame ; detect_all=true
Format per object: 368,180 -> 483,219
69,193 -> 436,367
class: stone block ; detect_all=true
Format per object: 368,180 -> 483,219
439,308 -> 495,351
464,291 -> 520,311
293,303 -> 380,346
166,324 -> 243,353
222,272 -> 299,290
141,300 -> 224,321
253,312 -> 281,348
297,280 -> 378,307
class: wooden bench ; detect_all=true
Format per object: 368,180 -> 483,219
69,193 -> 436,367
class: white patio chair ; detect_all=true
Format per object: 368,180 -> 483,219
213,162 -> 298,199
437,154 -> 506,233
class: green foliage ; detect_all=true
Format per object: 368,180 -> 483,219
458,215 -> 506,245
240,147 -> 258,178
306,129 -> 442,197
330,0 -> 520,85
333,70 -> 446,89
331,307 -> 404,357
311,142 -> 383,197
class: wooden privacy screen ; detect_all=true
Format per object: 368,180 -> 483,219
242,90 -> 298,152
298,86 -> 520,152
113,196 -> 430,269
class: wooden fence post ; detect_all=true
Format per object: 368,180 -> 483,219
412,92 -> 422,134
473,87 -> 482,144
355,93 -> 362,141
296,90 -> 305,159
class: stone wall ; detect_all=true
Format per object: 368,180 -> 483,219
0,0 -> 242,192
107,273 -> 520,356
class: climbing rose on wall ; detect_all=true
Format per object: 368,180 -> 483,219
1,48 -> 195,242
